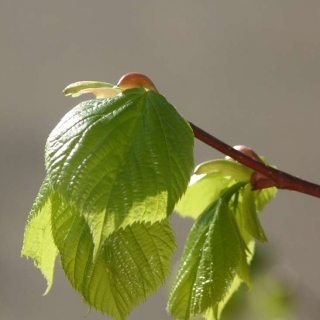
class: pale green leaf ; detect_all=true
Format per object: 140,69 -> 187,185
235,225 -> 254,289
204,212 -> 255,320
177,158 -> 276,223
46,88 -> 194,251
168,198 -> 245,320
51,193 -> 176,320
21,178 -> 57,294
204,276 -> 242,320
194,159 -> 253,182
83,208 -> 108,259
204,181 -> 275,320
173,159 -> 276,319
254,186 -> 277,213
63,81 -> 121,98
22,177 -> 51,230
175,173 -> 231,220
205,248 -> 255,320
50,193 -> 92,291
243,184 -> 268,242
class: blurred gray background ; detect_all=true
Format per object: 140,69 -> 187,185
1,0 -> 320,319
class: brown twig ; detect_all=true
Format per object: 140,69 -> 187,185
189,121 -> 320,199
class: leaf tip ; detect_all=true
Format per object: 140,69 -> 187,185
43,281 -> 53,296
63,81 -> 121,98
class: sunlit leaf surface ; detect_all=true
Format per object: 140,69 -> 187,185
168,198 -> 246,319
46,88 -> 193,255
21,79 -> 278,320
172,156 -> 277,319
21,178 -> 57,294
175,172 -> 232,220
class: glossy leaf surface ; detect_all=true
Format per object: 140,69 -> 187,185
46,88 -> 194,249
173,156 -> 277,319
168,198 -> 246,319
21,75 -> 279,320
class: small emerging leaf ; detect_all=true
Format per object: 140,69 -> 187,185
255,186 -> 277,213
243,184 -> 268,242
175,172 -> 231,220
194,159 -> 253,182
63,81 -> 121,98
172,154 -> 277,319
235,231 -> 254,289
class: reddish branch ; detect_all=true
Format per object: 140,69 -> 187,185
189,122 -> 320,199
111,73 -> 320,199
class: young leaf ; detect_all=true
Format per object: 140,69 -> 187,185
204,256 -> 254,320
46,88 -> 194,246
194,159 -> 252,182
175,172 -> 232,219
213,260 -> 253,319
63,81 -> 121,98
176,154 -> 277,222
235,228 -> 254,289
51,193 -> 176,320
254,186 -> 277,213
21,178 -> 57,294
197,194 -> 256,320
175,157 -> 254,220
204,276 -> 242,320
203,196 -> 256,320
242,184 -> 268,242
168,198 -> 246,319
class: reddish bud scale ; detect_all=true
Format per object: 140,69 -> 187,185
117,72 -> 158,92
233,145 -> 278,190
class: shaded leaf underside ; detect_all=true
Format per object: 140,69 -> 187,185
51,193 -> 176,320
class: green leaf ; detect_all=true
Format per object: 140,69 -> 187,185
168,198 -> 246,320
235,230 -> 254,289
204,207 -> 256,320
206,252 -> 255,320
254,186 -> 277,213
173,157 -> 277,319
175,172 -> 232,219
204,181 -> 276,320
51,193 -> 176,320
194,159 -> 253,182
204,276 -> 242,320
63,81 -> 122,98
21,178 -> 57,294
242,184 -> 268,242
46,88 -> 194,252
177,155 -> 277,222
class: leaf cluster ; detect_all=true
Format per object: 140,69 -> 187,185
170,159 -> 276,319
21,81 -> 276,319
